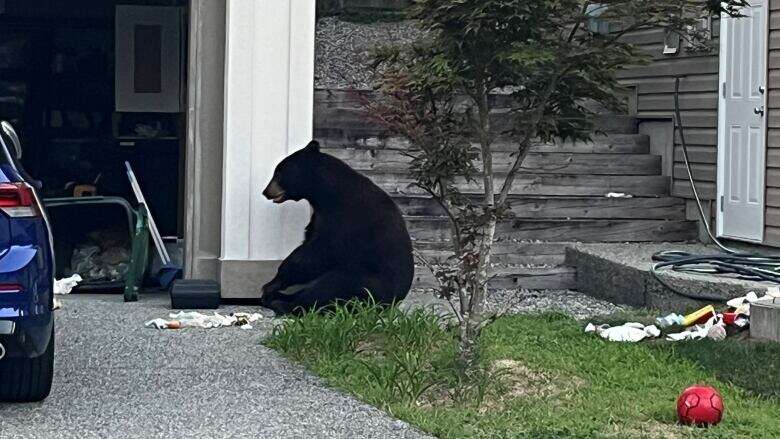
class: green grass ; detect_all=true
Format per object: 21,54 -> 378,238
265,305 -> 780,438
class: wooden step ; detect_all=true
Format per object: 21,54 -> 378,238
315,110 -> 637,137
405,217 -> 698,243
325,149 -> 661,175
314,89 -> 638,134
412,265 -> 577,290
493,134 -> 650,153
415,242 -> 569,265
318,133 -> 651,154
395,195 -> 686,220
367,172 -> 670,197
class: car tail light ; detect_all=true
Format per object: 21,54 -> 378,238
0,283 -> 23,293
0,182 -> 39,217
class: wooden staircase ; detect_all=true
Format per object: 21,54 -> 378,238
314,90 -> 698,291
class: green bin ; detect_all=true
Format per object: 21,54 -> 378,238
44,196 -> 150,302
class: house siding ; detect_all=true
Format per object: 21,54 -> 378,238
766,0 -> 780,244
620,11 -> 780,247
617,26 -> 721,205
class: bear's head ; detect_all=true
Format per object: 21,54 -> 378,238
262,140 -> 322,204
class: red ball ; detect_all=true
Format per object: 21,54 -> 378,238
677,385 -> 724,426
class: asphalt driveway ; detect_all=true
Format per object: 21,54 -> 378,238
0,294 -> 427,439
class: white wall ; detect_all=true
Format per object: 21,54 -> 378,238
221,0 -> 315,286
184,0 -> 226,281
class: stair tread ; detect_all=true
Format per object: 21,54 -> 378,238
370,173 -> 671,197
395,193 -> 675,200
319,133 -> 650,154
412,264 -> 577,289
326,150 -> 660,175
405,215 -> 692,222
406,218 -> 699,243
396,195 -> 685,219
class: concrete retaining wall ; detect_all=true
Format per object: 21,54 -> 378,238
566,244 -> 771,313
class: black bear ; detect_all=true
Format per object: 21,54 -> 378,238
260,140 -> 414,314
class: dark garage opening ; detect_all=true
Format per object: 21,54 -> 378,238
0,0 -> 188,287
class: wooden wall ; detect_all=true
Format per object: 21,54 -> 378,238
617,25 -> 721,205
766,0 -> 780,244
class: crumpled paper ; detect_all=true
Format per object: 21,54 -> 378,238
54,274 -> 83,295
585,322 -> 661,342
145,311 -> 264,330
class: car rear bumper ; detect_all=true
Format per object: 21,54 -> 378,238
0,244 -> 54,359
0,314 -> 52,358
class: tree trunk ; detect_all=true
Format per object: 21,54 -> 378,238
457,216 -> 496,373
455,85 -> 497,375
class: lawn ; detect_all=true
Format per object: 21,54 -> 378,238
265,304 -> 780,438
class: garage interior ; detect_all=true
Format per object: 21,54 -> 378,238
0,0 -> 189,288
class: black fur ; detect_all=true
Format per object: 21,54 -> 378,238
260,140 -> 414,314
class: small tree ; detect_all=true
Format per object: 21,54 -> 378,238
369,0 -> 747,373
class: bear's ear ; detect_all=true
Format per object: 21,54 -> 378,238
304,140 -> 320,153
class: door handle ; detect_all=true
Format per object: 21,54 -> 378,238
759,85 -> 766,94
755,105 -> 765,116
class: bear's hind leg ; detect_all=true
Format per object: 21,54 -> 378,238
266,270 -> 389,315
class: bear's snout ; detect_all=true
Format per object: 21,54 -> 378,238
263,180 -> 287,203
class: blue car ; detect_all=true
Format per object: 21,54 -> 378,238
0,121 -> 55,402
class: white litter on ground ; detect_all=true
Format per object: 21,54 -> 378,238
666,315 -> 726,342
54,274 -> 82,295
586,289 -> 779,344
145,311 -> 264,330
584,322 -> 660,342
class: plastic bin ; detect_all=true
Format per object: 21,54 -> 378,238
44,196 -> 150,302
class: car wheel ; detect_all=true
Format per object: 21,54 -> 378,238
0,326 -> 54,402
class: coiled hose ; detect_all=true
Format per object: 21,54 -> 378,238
649,77 -> 780,302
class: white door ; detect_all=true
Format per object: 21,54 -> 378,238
717,0 -> 768,242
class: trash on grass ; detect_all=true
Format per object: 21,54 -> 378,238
54,274 -> 82,295
655,313 -> 684,328
587,291 -> 766,343
682,305 -> 715,327
722,312 -> 749,328
584,322 -> 661,342
707,324 -> 727,341
725,291 -> 769,315
144,311 -> 264,330
666,315 -> 726,342
605,192 -> 633,198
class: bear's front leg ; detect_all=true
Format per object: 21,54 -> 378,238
261,243 -> 329,301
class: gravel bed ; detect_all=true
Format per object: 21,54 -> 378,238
401,288 -> 627,322
315,17 -> 422,89
483,289 -> 627,319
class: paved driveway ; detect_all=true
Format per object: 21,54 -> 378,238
0,294 -> 427,439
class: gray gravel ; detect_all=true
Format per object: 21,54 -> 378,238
483,289 -> 627,319
0,294 -> 429,439
402,288 -> 626,322
315,17 -> 422,89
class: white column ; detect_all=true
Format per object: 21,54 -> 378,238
221,0 -> 315,296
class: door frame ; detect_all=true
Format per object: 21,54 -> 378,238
716,0 -> 770,243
